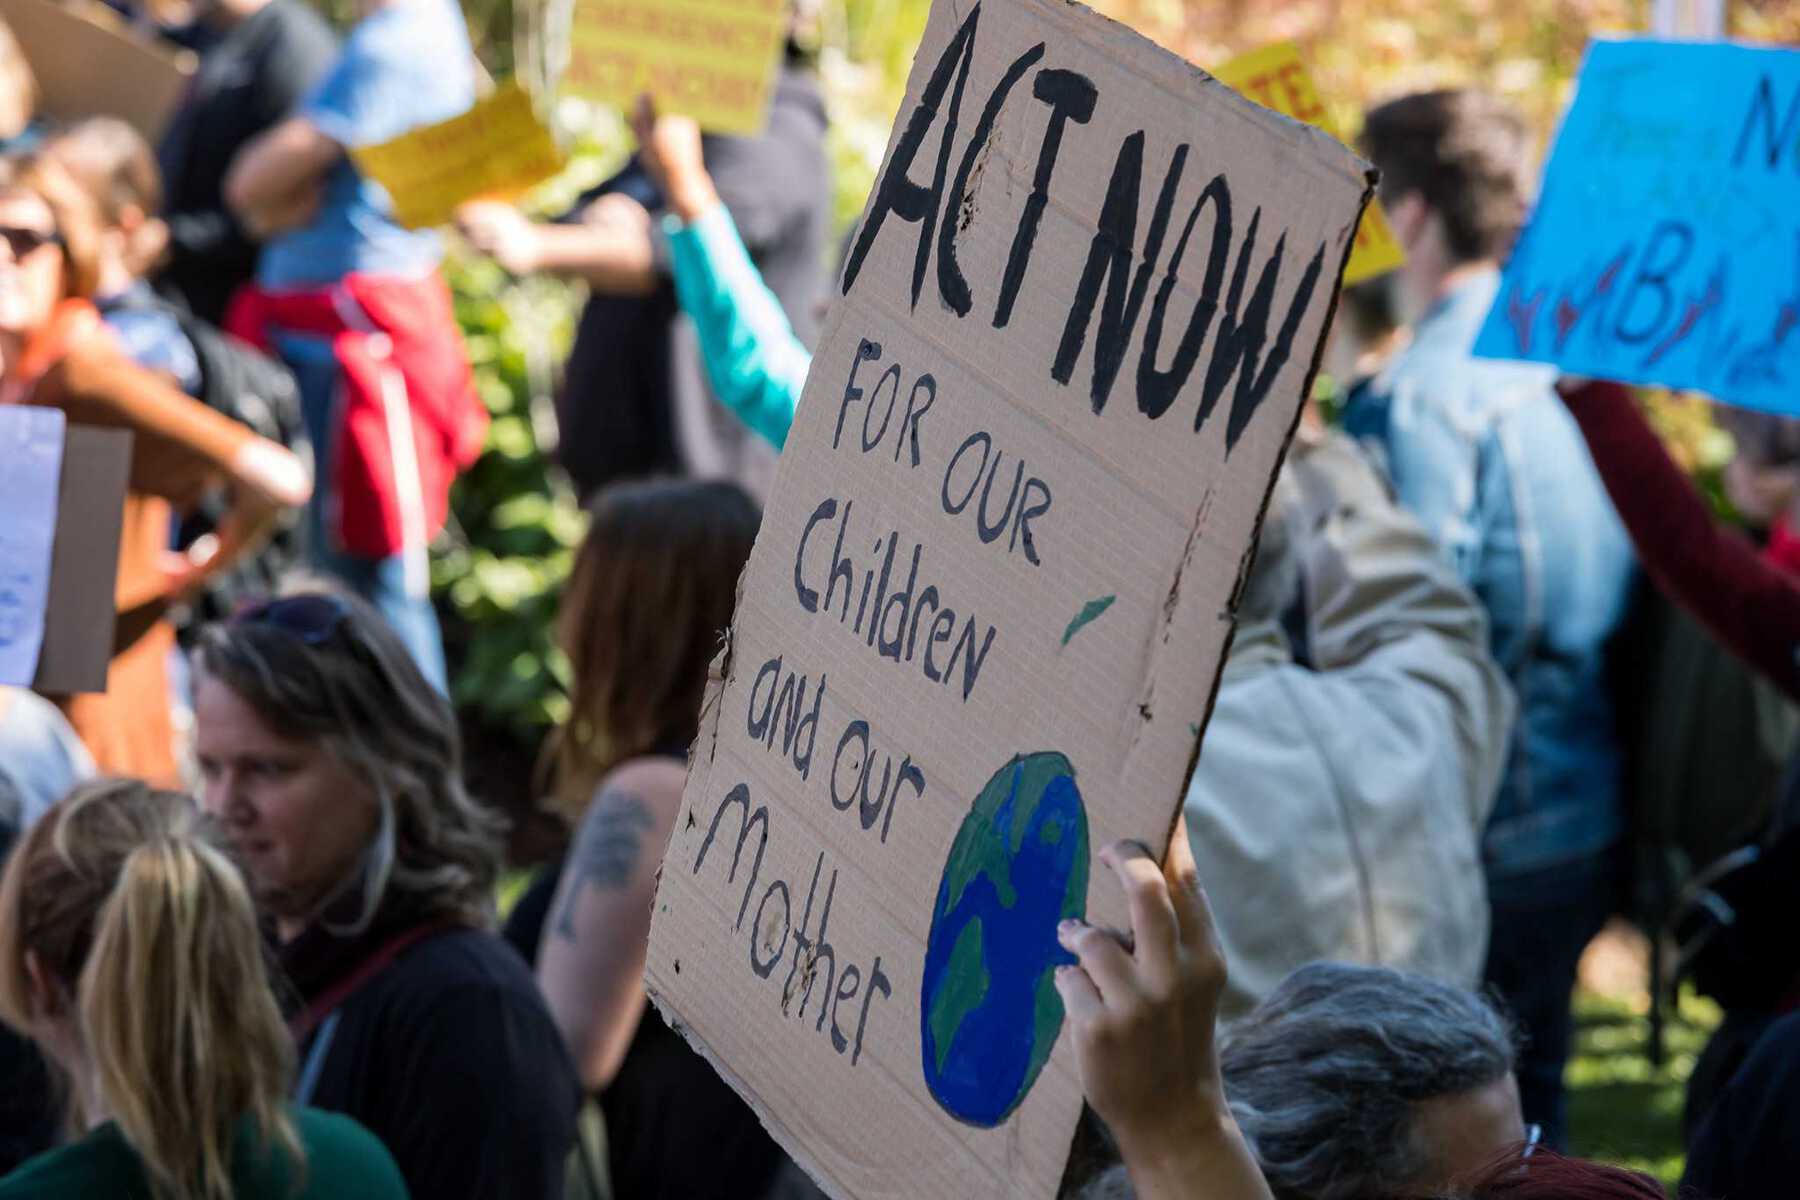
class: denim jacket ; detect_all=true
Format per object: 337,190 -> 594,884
1343,270 -> 1637,882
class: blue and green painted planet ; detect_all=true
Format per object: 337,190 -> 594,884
920,751 -> 1090,1128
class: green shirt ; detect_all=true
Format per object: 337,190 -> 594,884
0,1107 -> 408,1198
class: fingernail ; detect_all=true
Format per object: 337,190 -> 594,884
1057,919 -> 1082,942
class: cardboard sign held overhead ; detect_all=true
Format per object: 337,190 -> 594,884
1474,39 -> 1800,415
643,1 -> 1373,1195
0,0 -> 193,142
561,0 -> 788,136
352,81 -> 564,230
1213,42 -> 1406,286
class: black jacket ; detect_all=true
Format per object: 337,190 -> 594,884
1685,1011 -> 1800,1199
155,0 -> 337,324
287,921 -> 580,1200
556,60 -> 830,502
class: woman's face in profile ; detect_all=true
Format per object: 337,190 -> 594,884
0,191 -> 62,346
192,673 -> 381,936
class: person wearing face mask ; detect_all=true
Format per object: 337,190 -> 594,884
0,779 -> 408,1199
0,155 -> 309,787
191,589 -> 580,1200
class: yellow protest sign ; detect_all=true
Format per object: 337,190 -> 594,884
561,0 -> 788,136
352,81 -> 564,231
1213,43 -> 1406,285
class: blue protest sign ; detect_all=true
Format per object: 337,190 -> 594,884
1473,39 -> 1800,415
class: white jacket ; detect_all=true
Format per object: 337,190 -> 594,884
1186,433 -> 1516,1018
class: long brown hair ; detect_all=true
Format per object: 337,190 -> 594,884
0,780 -> 303,1200
551,478 -> 760,820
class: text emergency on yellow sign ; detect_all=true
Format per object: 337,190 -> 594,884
1213,43 -> 1406,286
561,0 -> 788,136
351,81 -> 563,231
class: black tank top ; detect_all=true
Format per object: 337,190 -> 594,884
501,754 -> 800,1200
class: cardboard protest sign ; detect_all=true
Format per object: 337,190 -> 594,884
642,1 -> 1373,1195
30,425 -> 130,696
0,0 -> 192,142
561,0 -> 788,135
1474,39 -> 1800,414
1213,42 -> 1406,286
351,81 -> 563,231
0,407 -> 63,686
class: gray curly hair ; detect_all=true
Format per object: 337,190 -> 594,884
1220,962 -> 1517,1200
193,589 -> 505,933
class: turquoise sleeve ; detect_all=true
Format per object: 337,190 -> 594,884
664,205 -> 810,451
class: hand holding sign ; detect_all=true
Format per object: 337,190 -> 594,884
630,95 -> 717,224
1054,821 -> 1272,1200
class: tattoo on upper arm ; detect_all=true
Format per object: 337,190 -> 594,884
553,789 -> 656,942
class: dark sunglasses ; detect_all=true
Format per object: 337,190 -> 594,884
232,593 -> 352,645
0,225 -> 62,260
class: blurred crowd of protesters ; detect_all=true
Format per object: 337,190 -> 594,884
0,0 -> 1797,1197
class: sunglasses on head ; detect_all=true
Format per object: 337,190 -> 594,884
232,593 -> 353,645
0,225 -> 61,260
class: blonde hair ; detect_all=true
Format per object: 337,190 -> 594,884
0,780 -> 303,1200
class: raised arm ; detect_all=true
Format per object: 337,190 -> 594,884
1055,822 -> 1274,1200
631,96 -> 807,450
455,195 -> 660,295
223,116 -> 338,238
43,345 -> 310,604
1561,378 -> 1800,702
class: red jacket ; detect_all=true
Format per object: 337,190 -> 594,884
228,272 -> 485,559
1563,379 -> 1800,703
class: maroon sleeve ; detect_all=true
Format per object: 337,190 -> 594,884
1564,378 -> 1800,702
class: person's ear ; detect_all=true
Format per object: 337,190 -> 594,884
1386,190 -> 1430,251
129,215 -> 171,276
22,950 -> 65,1021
